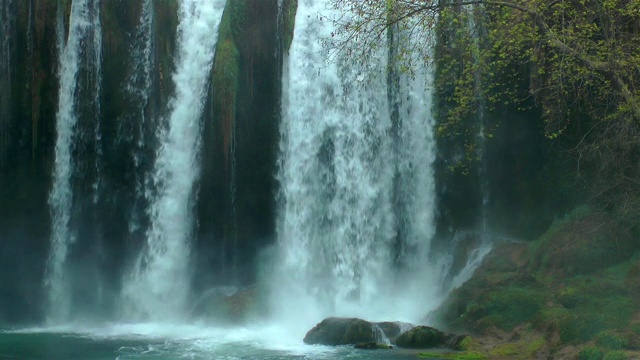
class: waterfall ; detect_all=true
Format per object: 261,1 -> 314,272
389,25 -> 438,269
274,0 -> 439,325
45,0 -> 102,323
122,0 -> 226,321
90,0 -> 103,204
125,0 -> 155,236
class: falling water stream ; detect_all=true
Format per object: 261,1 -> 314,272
273,0 -> 443,329
121,0 -> 226,321
46,0 -> 102,323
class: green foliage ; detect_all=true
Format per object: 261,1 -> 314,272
329,0 -> 640,222
489,343 -> 518,356
525,337 -> 546,356
439,221 -> 637,344
603,350 -> 629,360
477,286 -> 545,331
536,205 -> 592,244
559,293 -> 634,344
579,346 -> 605,360
458,336 -> 481,351
595,331 -> 627,350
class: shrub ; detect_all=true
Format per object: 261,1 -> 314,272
603,350 -> 628,360
596,331 -> 627,350
578,346 -> 604,360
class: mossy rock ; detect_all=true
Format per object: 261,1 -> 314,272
595,331 -> 627,350
353,342 -> 392,350
531,213 -> 639,276
395,326 -> 446,349
303,317 -> 376,345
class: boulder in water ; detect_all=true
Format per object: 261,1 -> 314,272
354,342 -> 393,350
303,317 -> 377,345
395,325 -> 445,348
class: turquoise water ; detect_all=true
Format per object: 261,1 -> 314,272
0,324 -> 436,359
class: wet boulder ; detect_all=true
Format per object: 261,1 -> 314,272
354,342 -> 393,349
303,317 -> 377,345
395,325 -> 448,349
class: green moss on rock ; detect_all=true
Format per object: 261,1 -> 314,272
282,0 -> 297,52
603,350 -> 629,360
303,317 -> 377,345
395,326 -> 446,349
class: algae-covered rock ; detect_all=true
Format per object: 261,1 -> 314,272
395,326 -> 446,348
531,212 -> 639,276
354,342 -> 393,350
302,317 -> 416,346
303,317 -> 377,345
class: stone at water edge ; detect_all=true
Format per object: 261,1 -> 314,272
303,317 -> 418,346
395,325 -> 467,349
354,342 -> 393,350
303,317 -> 377,345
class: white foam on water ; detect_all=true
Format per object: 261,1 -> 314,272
4,322 -> 337,358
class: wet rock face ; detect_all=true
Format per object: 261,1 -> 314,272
353,342 -> 393,350
303,317 -> 466,349
303,318 -> 378,346
394,326 -> 446,348
395,326 -> 468,349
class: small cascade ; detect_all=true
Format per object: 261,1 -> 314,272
45,0 -> 102,323
372,323 -> 391,346
450,243 -> 492,290
274,0 -> 440,324
122,0 -> 226,321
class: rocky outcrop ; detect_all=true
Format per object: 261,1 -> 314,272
395,325 -> 467,349
303,318 -> 379,346
303,317 -> 463,349
395,326 -> 445,348
353,342 -> 393,350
